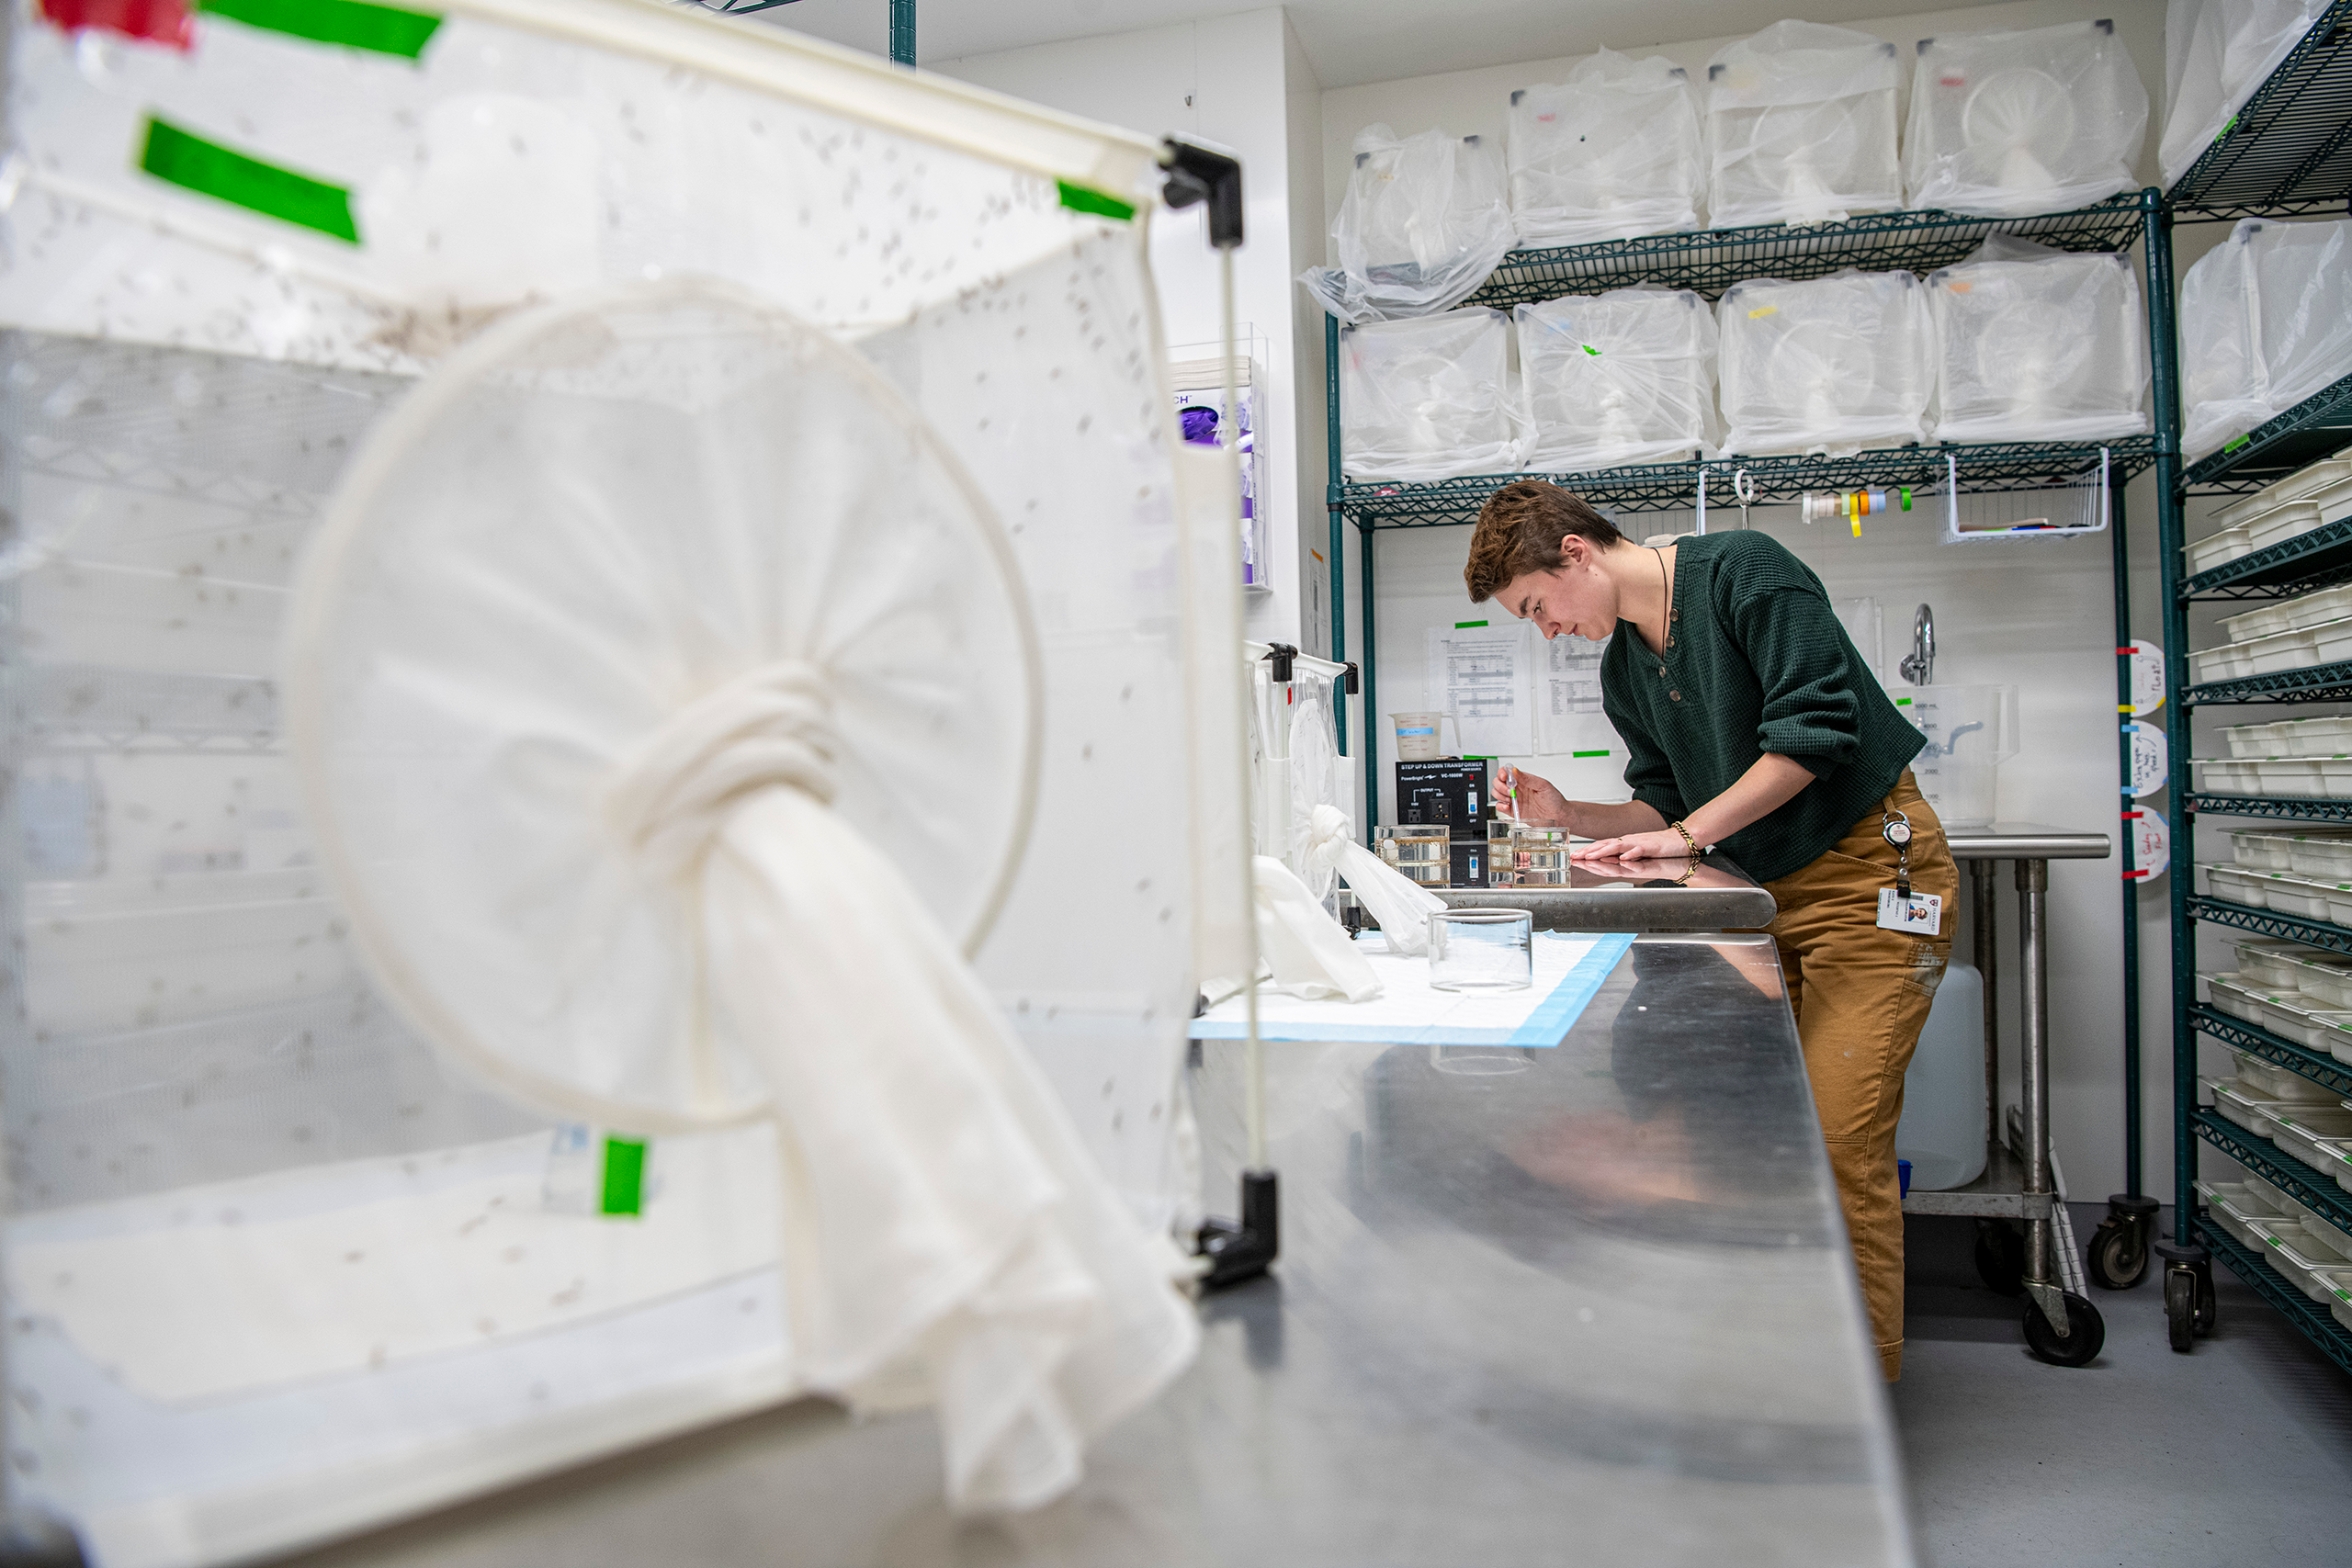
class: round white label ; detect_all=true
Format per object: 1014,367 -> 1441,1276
2126,639 -> 2166,716
2123,720 -> 2170,798
2125,807 -> 2171,883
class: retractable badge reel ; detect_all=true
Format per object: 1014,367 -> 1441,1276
1876,808 -> 1941,935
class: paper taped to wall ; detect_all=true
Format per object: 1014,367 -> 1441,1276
1427,622 -> 1533,757
1535,634 -> 1618,757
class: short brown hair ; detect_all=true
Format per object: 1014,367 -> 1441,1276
1464,481 -> 1623,603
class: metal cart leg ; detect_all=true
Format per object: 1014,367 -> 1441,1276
2017,856 -> 2106,1365
1973,858 -> 1998,1171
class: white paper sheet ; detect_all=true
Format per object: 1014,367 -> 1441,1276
1190,931 -> 1635,1045
1535,634 -> 1620,759
1426,622 -> 1534,757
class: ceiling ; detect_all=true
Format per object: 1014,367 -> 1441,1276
728,0 -> 2007,89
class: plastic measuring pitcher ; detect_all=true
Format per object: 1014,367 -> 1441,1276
1898,683 -> 2018,828
1390,711 -> 1452,761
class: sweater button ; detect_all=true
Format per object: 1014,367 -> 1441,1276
1669,690 -> 1682,702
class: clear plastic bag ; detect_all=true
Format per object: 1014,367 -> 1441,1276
1704,20 -> 1905,229
1514,288 -> 1718,471
1928,236 -> 2150,444
2161,0 -> 2327,186
1507,51 -> 1704,247
2180,218 -> 2352,458
1904,19 -> 2149,218
1340,309 -> 1521,480
1717,269 -> 1936,457
1300,124 -> 1517,324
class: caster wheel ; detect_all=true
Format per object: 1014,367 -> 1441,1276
2023,1291 -> 2106,1367
2165,1265 -> 2196,1352
2087,1215 -> 2149,1291
1974,1220 -> 2026,1297
2193,1258 -> 2219,1337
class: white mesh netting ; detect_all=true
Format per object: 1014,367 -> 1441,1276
1506,51 -> 1705,247
1928,239 -> 2150,445
1903,19 -> 2149,219
2179,217 -> 2352,459
1339,308 -> 1520,481
1,2 -> 1225,1559
1514,288 -> 1718,472
1299,123 -> 1516,324
1703,20 -> 1905,230
1716,269 -> 1937,457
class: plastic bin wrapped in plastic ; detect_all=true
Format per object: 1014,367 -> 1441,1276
2161,0 -> 2328,186
1340,310 -> 1520,480
1904,19 -> 2149,218
1301,124 -> 1516,324
1717,270 -> 1936,457
2180,218 -> 2352,458
1507,51 -> 1704,247
1928,237 -> 2150,444
1704,20 -> 1904,229
1514,288 -> 1718,471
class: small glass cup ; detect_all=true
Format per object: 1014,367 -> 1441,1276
1428,908 -> 1533,991
1377,824 -> 1452,887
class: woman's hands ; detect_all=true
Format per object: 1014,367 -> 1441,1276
1571,829 -> 1693,863
1495,763 -> 1572,828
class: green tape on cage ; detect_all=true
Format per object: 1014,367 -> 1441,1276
600,1137 -> 647,1216
1572,749 -> 1611,758
2225,434 -> 2252,452
139,118 -> 359,242
1057,181 -> 1136,221
1455,619 -> 1488,628
199,0 -> 442,58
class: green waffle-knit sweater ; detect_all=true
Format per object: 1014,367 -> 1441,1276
1600,530 -> 1926,883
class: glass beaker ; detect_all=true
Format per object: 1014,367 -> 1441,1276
1428,908 -> 1533,991
1377,824 -> 1452,887
1900,683 -> 2018,828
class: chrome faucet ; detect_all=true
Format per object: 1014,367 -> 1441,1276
1899,604 -> 1936,685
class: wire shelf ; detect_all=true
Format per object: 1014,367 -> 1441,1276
2183,369 -> 2352,491
2183,657 -> 2352,705
2167,0 -> 2352,220
2189,1004 -> 2352,1097
2189,794 -> 2352,821
1456,195 -> 2147,310
2192,1107 -> 2352,1235
2183,515 -> 2352,600
2192,1223 -> 2352,1379
2190,894 -> 2352,953
1339,437 -> 2159,528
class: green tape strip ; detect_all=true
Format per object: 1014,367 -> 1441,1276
1895,696 -> 1913,705
1057,180 -> 1136,221
2224,434 -> 2252,452
140,118 -> 358,242
1572,749 -> 1612,758
1455,619 -> 1488,628
600,1137 -> 647,1216
199,0 -> 441,58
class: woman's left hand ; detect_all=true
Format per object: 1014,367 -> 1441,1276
1572,829 -> 1694,863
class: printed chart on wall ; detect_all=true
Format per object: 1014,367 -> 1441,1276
1536,634 -> 1621,759
1427,621 -> 1532,756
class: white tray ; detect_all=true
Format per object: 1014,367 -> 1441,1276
2269,1105 -> 2352,1169
2232,1049 -> 2347,1101
2246,499 -> 2326,550
2186,525 -> 2254,574
2206,1075 -> 2289,1135
2201,863 -> 2270,908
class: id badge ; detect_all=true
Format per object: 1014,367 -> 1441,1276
1878,887 -> 1942,935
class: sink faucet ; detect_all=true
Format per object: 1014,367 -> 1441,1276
1899,604 -> 1935,685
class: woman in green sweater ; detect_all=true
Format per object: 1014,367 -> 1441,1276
1464,479 -> 1956,1382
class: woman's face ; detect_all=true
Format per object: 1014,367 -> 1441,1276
1495,536 -> 1618,642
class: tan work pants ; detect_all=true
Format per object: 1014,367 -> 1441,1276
1757,770 -> 1956,1382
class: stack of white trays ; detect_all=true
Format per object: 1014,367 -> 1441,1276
2193,1178 -> 2352,1323
2180,445 -> 2352,576
2194,716 -> 2352,795
2188,587 -> 2352,683
2203,963 -> 2352,1061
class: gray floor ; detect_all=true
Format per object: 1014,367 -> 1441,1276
1895,1208 -> 2352,1568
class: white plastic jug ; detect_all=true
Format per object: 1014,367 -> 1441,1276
1896,961 -> 1987,1190
1898,683 -> 2018,828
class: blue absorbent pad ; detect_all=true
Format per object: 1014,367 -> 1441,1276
1191,931 -> 1637,1046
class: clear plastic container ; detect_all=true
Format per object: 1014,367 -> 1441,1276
1927,243 -> 2147,444
1304,123 -> 1516,324
1339,310 -> 1520,480
2243,1172 -> 2294,1215
2269,1105 -> 2352,1169
2310,1138 -> 2352,1190
1486,821 -> 1574,887
2181,217 -> 2352,460
1703,20 -> 1903,228
1715,269 -> 1934,457
1376,825 -> 1452,887
1902,20 -> 2146,219
1507,51 -> 1703,246
2232,1050 -> 2345,1102
1903,682 -> 2018,828
1427,908 -> 1533,992
1391,712 -> 1447,761
2298,1214 -> 2352,1264
1513,288 -> 1719,471
2204,1074 -> 2290,1135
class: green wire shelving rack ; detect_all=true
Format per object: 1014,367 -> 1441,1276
2155,0 -> 2352,1368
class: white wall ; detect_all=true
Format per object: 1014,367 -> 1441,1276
935,8 -> 1328,653
1321,0 -> 2196,1201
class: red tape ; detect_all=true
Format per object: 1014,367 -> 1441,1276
39,0 -> 193,49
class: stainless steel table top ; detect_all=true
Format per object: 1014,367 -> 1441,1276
1438,854 -> 1777,931
283,935 -> 1914,1568
1941,822 -> 2111,860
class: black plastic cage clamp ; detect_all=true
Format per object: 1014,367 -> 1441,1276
1160,136 -> 1244,250
1196,1169 -> 1279,1291
1261,641 -> 1296,682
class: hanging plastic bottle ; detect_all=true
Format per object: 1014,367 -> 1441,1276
1800,486 -> 1913,536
